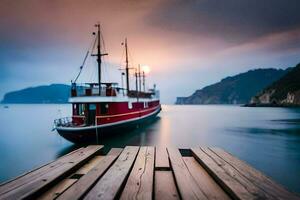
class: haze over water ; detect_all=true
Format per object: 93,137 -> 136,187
0,104 -> 299,193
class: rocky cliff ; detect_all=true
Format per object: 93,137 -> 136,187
176,68 -> 289,104
249,63 -> 300,106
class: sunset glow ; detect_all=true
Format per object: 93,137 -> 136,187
142,65 -> 151,74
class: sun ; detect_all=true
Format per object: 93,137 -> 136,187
142,65 -> 151,74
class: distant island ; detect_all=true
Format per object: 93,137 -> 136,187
247,63 -> 300,107
3,64 -> 299,106
176,68 -> 290,105
1,84 -> 70,104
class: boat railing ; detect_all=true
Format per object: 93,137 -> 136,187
71,83 -> 127,97
54,117 -> 74,127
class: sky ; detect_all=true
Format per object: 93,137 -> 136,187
0,0 -> 300,103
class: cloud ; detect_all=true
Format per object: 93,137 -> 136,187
146,0 -> 300,45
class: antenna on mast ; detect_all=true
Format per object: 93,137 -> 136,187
92,23 -> 108,94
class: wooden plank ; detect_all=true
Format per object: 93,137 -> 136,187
192,147 -> 275,200
155,171 -> 180,200
183,157 -> 231,200
36,178 -> 77,200
167,147 -> 208,200
0,146 -> 97,196
107,148 -> 124,156
0,147 -> 85,193
155,146 -> 170,170
75,156 -> 104,175
0,145 -> 103,200
120,146 -> 154,200
210,147 -> 300,200
56,148 -> 123,200
38,155 -> 106,200
84,146 -> 139,200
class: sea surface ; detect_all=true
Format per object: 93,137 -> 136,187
0,104 -> 300,193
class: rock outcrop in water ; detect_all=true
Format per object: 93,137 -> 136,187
176,68 -> 289,105
1,84 -> 70,104
248,63 -> 300,107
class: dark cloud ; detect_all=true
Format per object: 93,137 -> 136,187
147,0 -> 300,44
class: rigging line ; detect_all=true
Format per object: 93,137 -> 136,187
102,38 -> 111,71
74,50 -> 89,82
100,30 -> 107,54
74,34 -> 97,83
128,49 -> 136,73
126,42 -> 135,69
119,46 -> 125,69
100,30 -> 113,82
99,30 -> 109,65
99,29 -> 108,82
79,47 -> 93,83
89,60 -> 96,83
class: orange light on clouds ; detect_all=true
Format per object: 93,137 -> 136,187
142,65 -> 151,74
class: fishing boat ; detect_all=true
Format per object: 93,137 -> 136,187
54,24 -> 161,143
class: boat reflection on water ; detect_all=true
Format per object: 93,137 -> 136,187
87,116 -> 161,154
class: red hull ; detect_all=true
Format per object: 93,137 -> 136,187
72,100 -> 160,126
56,104 -> 161,143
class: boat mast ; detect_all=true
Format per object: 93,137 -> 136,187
92,23 -> 108,94
138,64 -> 141,93
135,68 -> 139,101
142,71 -> 145,92
125,38 -> 130,91
135,69 -> 138,92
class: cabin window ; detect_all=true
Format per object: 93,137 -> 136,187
144,102 -> 148,108
100,103 -> 108,114
78,104 -> 85,115
128,102 -> 133,109
73,104 -> 77,115
89,104 -> 96,110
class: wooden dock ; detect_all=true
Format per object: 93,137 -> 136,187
0,145 -> 299,200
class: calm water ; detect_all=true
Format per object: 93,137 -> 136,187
0,104 -> 300,193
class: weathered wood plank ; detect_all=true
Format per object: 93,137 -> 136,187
75,156 -> 104,175
120,146 -> 154,200
167,147 -> 208,200
0,147 -> 85,194
155,171 -> 180,200
56,148 -> 123,200
36,178 -> 77,200
38,155 -> 106,200
0,145 -> 103,200
183,157 -> 231,200
106,148 -> 124,156
192,147 -> 277,200
84,146 -> 140,200
155,146 -> 170,170
210,147 -> 300,200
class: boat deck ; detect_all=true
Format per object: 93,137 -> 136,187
0,145 -> 298,200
